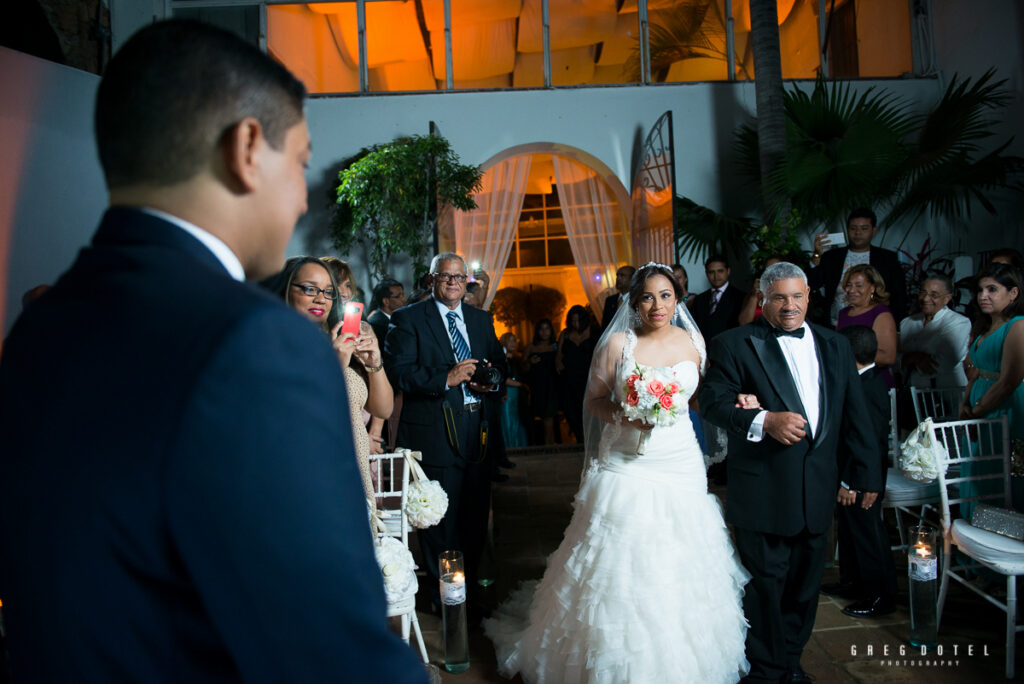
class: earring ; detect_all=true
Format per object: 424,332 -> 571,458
630,308 -> 642,328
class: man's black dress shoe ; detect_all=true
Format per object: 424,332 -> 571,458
819,581 -> 857,599
842,596 -> 896,618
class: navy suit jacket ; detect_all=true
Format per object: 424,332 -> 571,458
384,298 -> 506,468
699,317 -> 882,536
808,245 -> 908,323
0,208 -> 426,683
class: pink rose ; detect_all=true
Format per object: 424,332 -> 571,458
664,382 -> 680,395
627,374 -> 640,389
659,394 -> 674,410
626,390 -> 639,406
647,379 -> 665,396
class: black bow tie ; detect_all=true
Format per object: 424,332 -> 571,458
773,327 -> 806,339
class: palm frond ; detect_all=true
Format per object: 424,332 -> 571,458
625,1 -> 723,81
673,196 -> 754,264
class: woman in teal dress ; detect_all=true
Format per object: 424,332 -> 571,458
959,263 -> 1024,512
499,332 -> 529,448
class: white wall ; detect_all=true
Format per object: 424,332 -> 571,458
0,47 -> 105,336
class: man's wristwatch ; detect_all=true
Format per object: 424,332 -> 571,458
812,252 -> 820,260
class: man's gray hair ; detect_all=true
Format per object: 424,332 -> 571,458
922,272 -> 954,295
429,252 -> 467,274
761,262 -> 808,294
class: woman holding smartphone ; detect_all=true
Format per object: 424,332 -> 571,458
263,256 -> 393,509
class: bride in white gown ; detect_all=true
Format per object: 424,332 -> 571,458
485,263 -> 749,684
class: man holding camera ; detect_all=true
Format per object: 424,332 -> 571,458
384,252 -> 507,613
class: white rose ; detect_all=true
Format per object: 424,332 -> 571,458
405,479 -> 449,529
375,536 -> 417,601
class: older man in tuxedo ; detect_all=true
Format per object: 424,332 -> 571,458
0,20 -> 424,684
384,253 -> 507,610
699,262 -> 881,683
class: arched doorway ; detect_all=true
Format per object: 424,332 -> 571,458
441,143 -> 633,341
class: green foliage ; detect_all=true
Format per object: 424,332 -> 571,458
749,209 -> 809,272
673,196 -> 753,266
736,71 -> 1022,241
490,285 -> 566,330
332,134 -> 483,279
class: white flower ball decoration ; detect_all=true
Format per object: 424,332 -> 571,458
405,479 -> 449,529
375,536 -> 418,602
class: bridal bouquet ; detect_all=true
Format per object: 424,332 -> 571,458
622,364 -> 687,427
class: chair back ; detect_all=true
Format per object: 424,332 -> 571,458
911,386 -> 966,424
933,416 -> 1011,533
887,388 -> 899,466
368,450 -> 412,545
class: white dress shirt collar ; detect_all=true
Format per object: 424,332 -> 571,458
434,297 -> 465,321
140,207 -> 245,282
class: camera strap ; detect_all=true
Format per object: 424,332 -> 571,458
441,400 -> 461,458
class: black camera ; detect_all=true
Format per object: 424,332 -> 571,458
470,358 -> 503,386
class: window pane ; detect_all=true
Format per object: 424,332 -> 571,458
268,4 -> 359,94
522,194 -> 544,210
548,239 -> 574,266
518,240 -> 546,267
653,2 -> 729,83
593,11 -> 642,85
731,0 -> 821,81
546,216 -> 567,237
506,244 -> 518,270
519,217 -> 545,240
826,0 -> 913,78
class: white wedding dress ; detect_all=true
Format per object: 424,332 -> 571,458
485,329 -> 750,684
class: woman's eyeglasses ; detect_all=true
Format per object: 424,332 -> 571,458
291,283 -> 338,300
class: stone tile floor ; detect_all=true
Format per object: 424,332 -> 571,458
404,447 -> 1017,683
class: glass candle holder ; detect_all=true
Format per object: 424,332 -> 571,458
908,524 -> 938,648
439,550 -> 469,673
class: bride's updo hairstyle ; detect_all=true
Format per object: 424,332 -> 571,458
628,262 -> 684,309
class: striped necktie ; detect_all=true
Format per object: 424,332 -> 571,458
709,288 -> 722,315
447,311 -> 471,362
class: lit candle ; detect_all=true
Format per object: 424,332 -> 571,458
452,571 -> 465,584
915,544 -> 932,557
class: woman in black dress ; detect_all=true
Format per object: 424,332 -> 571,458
523,318 -> 559,445
556,305 -> 596,443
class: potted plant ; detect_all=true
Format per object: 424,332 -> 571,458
331,133 -> 482,280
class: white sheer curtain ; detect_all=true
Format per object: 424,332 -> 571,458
454,155 -> 532,308
552,155 -> 631,317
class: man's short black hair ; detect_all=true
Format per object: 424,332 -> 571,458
705,254 -> 729,269
847,208 -> 877,227
369,278 -> 402,311
839,325 -> 877,366
95,19 -> 307,189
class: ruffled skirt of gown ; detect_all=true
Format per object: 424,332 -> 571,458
485,418 -> 750,684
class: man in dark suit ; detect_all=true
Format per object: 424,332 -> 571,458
0,20 -> 425,683
384,253 -> 507,605
367,277 -> 405,343
699,262 -> 881,683
826,325 -> 898,618
600,264 -> 635,331
809,207 -> 908,326
689,254 -> 747,341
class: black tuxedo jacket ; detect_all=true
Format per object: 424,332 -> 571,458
384,298 -> 507,468
367,308 -> 390,344
0,208 -> 424,682
809,245 -> 908,322
699,317 -> 882,536
690,283 -> 746,342
841,366 -> 891,489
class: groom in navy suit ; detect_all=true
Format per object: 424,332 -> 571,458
700,262 -> 881,683
384,253 -> 507,605
0,20 -> 425,683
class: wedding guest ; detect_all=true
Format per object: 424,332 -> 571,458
524,319 -> 559,445
464,281 -> 484,309
825,325 -> 898,618
671,263 -> 692,303
0,19 -> 424,682
739,257 -> 784,326
321,257 -> 391,454
499,332 -> 528,448
690,254 -> 747,340
367,278 -> 405,343
809,207 -> 908,326
600,265 -> 635,331
264,257 -> 394,496
836,264 -> 897,388
556,305 -> 596,443
899,273 -> 971,389
959,263 -> 1024,508
989,247 -> 1024,278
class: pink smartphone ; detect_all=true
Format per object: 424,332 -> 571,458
341,302 -> 364,336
